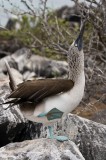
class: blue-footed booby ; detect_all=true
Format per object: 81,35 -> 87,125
4,22 -> 85,142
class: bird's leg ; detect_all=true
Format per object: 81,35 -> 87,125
54,117 -> 69,142
55,123 -> 69,142
48,125 -> 68,142
48,126 -> 54,139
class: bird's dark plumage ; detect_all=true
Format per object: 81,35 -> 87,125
6,79 -> 74,105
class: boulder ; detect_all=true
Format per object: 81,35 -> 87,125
0,77 -> 42,147
0,48 -> 68,78
91,109 -> 106,125
60,114 -> 106,160
24,54 -> 68,78
0,48 -> 31,73
0,139 -> 85,160
0,82 -> 25,147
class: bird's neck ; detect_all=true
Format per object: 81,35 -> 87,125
67,50 -> 84,83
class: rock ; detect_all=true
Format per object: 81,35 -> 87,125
25,55 -> 68,78
72,99 -> 106,125
0,72 -> 7,80
0,50 -> 10,59
23,71 -> 36,80
0,49 -> 68,79
0,77 -> 42,147
60,114 -> 106,160
91,109 -> 106,125
0,139 -> 85,160
0,48 -> 31,73
0,39 -> 22,54
11,48 -> 31,72
0,84 -> 25,147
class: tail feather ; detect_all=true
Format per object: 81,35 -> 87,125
5,60 -> 17,91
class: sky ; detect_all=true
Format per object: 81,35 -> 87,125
0,0 -> 100,26
0,0 -> 74,26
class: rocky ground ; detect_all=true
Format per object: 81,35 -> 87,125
0,139 -> 85,160
0,47 -> 106,160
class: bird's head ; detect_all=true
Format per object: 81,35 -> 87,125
74,21 -> 85,51
68,21 -> 86,81
69,21 -> 85,55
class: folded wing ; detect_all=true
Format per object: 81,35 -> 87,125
6,79 -> 74,105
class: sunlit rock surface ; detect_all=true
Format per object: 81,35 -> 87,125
0,139 -> 85,160
0,48 -> 68,78
61,114 -> 106,160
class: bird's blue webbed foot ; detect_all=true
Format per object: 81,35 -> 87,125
55,136 -> 68,142
48,126 -> 68,142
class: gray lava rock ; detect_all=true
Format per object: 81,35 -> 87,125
0,48 -> 31,73
24,54 -> 68,78
91,109 -> 106,125
0,82 -> 25,147
0,77 -> 42,147
11,48 -> 31,72
0,139 -> 85,160
23,71 -> 36,80
0,48 -> 68,79
61,114 -> 106,160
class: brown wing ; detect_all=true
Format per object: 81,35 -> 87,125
7,79 -> 74,105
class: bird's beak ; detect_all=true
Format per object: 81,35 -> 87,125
74,21 -> 85,51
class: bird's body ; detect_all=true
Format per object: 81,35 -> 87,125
20,73 -> 84,125
20,49 -> 85,125
5,22 -> 85,141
